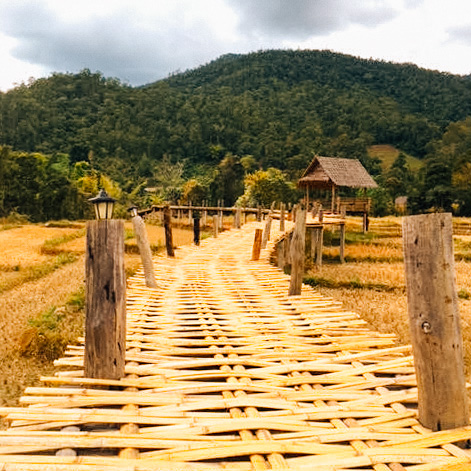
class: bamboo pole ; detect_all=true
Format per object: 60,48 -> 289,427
84,220 -> 126,380
403,213 -> 469,431
288,206 -> 306,296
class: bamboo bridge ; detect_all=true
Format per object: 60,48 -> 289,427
1,221 -> 471,470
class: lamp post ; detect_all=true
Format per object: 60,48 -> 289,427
88,189 -> 116,220
84,189 -> 125,380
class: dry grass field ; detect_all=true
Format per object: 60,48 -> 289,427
0,217 -> 197,410
304,215 -> 471,381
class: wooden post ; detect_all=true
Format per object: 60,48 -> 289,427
202,201 -> 207,227
243,208 -> 248,225
261,213 -> 272,249
319,209 -> 324,223
339,222 -> 345,263
289,206 -> 306,296
256,206 -> 262,222
163,205 -> 175,257
316,227 -> 323,267
212,215 -> 218,238
292,204 -> 297,223
363,212 -> 369,233
277,237 -> 285,269
84,220 -> 126,379
310,227 -> 316,260
403,213 -> 469,431
218,200 -> 223,230
280,203 -> 285,232
234,207 -> 241,229
193,211 -> 200,246
251,228 -> 263,261
131,214 -> 157,288
188,201 -> 192,225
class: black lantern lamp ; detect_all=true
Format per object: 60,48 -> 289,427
89,189 -> 116,220
128,205 -> 139,218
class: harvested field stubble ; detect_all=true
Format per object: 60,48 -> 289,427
0,219 -> 196,411
305,216 -> 471,377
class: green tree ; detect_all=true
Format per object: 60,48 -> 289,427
237,168 -> 299,207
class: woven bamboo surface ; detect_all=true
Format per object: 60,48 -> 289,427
1,221 -> 471,470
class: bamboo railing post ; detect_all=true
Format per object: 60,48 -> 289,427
212,215 -> 219,238
261,212 -> 272,249
280,203 -> 285,232
84,220 -> 126,379
193,211 -> 200,246
339,222 -> 345,263
130,209 -> 157,288
289,206 -> 306,296
403,213 -> 469,431
251,228 -> 263,261
163,205 -> 175,257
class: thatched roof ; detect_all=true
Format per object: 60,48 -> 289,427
298,156 -> 378,189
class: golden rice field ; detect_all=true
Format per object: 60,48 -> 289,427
304,216 -> 471,380
0,217 -> 197,410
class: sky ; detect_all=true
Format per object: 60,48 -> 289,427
1,0 -> 471,91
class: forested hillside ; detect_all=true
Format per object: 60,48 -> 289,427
1,49 -> 471,220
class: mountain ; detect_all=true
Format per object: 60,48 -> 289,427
1,49 -> 471,184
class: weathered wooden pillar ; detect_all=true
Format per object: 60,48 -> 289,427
319,209 -> 324,223
280,203 -> 285,232
163,205 -> 175,257
256,206 -> 262,222
292,204 -> 297,223
243,208 -> 248,225
193,211 -> 200,246
130,212 -> 157,288
251,228 -> 263,261
84,220 -> 126,379
288,206 -> 306,296
212,215 -> 219,238
188,201 -> 192,225
403,213 -> 469,432
339,222 -> 345,264
261,213 -> 272,249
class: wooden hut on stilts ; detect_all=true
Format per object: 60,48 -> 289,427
298,156 -> 378,229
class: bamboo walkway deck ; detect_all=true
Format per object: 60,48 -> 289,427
1,222 -> 471,470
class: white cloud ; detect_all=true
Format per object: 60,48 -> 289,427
0,0 -> 470,91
